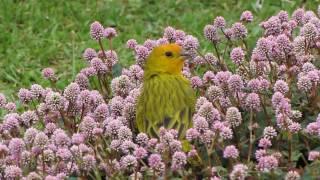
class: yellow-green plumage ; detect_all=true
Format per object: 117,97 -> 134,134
136,44 -> 196,138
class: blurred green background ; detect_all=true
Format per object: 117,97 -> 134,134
0,0 -> 319,98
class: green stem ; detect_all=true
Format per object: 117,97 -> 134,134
288,131 -> 292,166
195,49 -> 216,72
247,110 -> 254,163
242,39 -> 250,60
213,44 -> 228,71
42,150 -> 46,176
260,94 -> 272,126
98,39 -> 107,60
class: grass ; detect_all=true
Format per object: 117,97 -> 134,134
0,0 -> 318,98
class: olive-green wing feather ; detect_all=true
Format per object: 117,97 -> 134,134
136,73 -> 195,138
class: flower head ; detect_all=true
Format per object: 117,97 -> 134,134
163,26 -> 176,42
42,68 -> 55,80
5,102 -> 16,112
21,111 -> 38,127
292,8 -> 305,25
148,154 -> 163,170
230,47 -> 245,65
245,93 -> 261,111
206,85 -> 223,101
230,164 -> 248,180
297,76 -> 312,92
240,11 -> 253,22
135,133 -> 149,147
257,155 -> 278,172
193,116 -> 209,133
45,92 -> 65,111
182,35 -> 199,50
18,88 -> 32,103
134,147 -> 147,159
190,76 -> 203,89
9,138 -> 25,156
212,17 -> 225,29
171,152 -> 187,170
308,151 -> 320,161
228,74 -> 243,92
4,165 -> 22,179
263,126 -> 277,139
260,16 -> 281,36
231,22 -> 247,39
186,128 -> 200,141
105,50 -> 118,67
64,83 -> 80,103
29,84 -> 44,100
83,48 -> 97,62
79,116 -> 97,138
204,25 -> 219,43
258,137 -> 272,149
285,171 -> 301,180
33,132 -> 49,149
274,80 -> 289,94
223,145 -> 239,159
90,57 -> 108,74
226,107 -> 242,127
135,45 -> 149,66
90,21 -> 104,41
26,172 -> 42,180
56,148 -> 72,161
126,39 -> 138,49
120,155 -> 137,170
111,75 -> 132,97
103,27 -> 117,39
82,154 -> 96,171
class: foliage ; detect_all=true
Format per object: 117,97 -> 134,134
0,1 -> 320,180
0,0 -> 319,94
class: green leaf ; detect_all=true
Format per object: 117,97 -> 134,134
302,161 -> 320,179
112,63 -> 123,77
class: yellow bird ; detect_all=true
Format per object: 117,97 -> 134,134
136,43 -> 196,138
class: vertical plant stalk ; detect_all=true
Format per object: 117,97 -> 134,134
134,169 -> 138,180
213,44 -> 228,71
98,39 -> 107,60
59,110 -> 66,125
104,76 -> 112,100
242,39 -> 250,58
232,127 -> 242,154
240,63 -> 251,77
288,131 -> 292,166
195,49 -> 216,72
97,73 -> 106,93
247,110 -> 254,163
42,150 -> 46,176
109,38 -> 113,51
209,138 -> 221,166
182,170 -> 188,180
80,104 -> 85,121
98,38 -> 113,100
68,159 -> 75,175
164,163 -> 169,180
152,170 -> 156,180
260,94 -> 272,126
266,54 -> 274,84
221,28 -> 232,59
206,145 -> 212,167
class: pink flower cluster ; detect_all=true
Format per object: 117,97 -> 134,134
1,7 -> 320,179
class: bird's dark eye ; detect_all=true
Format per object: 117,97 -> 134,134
165,51 -> 173,57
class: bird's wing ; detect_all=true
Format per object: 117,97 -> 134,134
136,74 -> 195,138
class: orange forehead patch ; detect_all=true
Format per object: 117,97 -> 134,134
154,43 -> 182,54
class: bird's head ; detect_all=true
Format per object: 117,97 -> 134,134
145,43 -> 188,75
